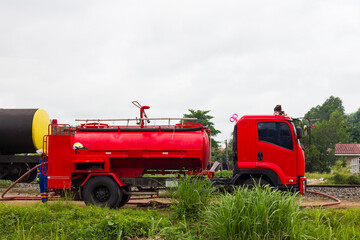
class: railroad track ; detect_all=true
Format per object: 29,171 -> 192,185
306,185 -> 360,199
308,184 -> 360,188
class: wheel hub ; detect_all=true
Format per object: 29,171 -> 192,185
94,186 -> 110,202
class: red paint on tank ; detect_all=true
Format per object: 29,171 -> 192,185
72,125 -> 210,174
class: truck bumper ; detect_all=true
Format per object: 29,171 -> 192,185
299,176 -> 307,195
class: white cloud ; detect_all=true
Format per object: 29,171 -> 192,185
0,0 -> 359,144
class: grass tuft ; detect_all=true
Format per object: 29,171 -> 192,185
0,201 -> 171,239
204,185 -> 303,239
169,175 -> 214,220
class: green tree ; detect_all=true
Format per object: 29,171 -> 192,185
209,138 -> 234,170
303,96 -> 350,172
347,108 -> 360,143
305,145 -> 321,172
305,96 -> 345,122
183,109 -> 221,148
305,110 -> 349,172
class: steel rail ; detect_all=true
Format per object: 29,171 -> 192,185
307,184 -> 360,188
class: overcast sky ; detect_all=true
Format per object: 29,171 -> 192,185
1,1 -> 359,145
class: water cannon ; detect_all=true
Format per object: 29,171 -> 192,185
132,101 -> 150,128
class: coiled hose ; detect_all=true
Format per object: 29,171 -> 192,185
300,190 -> 341,208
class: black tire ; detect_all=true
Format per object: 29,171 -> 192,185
118,186 -> 131,208
82,176 -> 123,208
241,177 -> 270,188
7,163 -> 28,182
0,164 -> 10,179
22,163 -> 38,183
25,168 -> 38,183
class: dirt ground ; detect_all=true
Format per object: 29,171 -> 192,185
301,197 -> 360,209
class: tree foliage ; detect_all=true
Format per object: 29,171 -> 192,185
305,110 -> 349,172
305,96 -> 345,122
183,109 -> 221,149
347,108 -> 360,143
304,97 -> 350,172
211,138 -> 234,169
182,109 -> 234,167
183,109 -> 221,136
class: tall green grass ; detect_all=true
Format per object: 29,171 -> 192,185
329,173 -> 360,185
203,184 -> 360,239
204,185 -> 303,239
305,172 -> 332,180
169,175 -> 213,220
2,179 -> 360,239
306,171 -> 360,185
0,201 -> 171,240
302,208 -> 360,239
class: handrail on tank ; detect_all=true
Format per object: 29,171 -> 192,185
75,117 -> 198,128
75,101 -> 198,127
74,118 -> 197,122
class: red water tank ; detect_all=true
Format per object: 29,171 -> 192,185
71,123 -> 210,175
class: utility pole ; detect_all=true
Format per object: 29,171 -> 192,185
225,139 -> 230,170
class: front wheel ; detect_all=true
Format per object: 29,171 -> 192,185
82,176 -> 122,208
241,177 -> 270,188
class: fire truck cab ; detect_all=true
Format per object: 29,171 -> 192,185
231,108 -> 306,194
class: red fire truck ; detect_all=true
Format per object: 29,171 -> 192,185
43,103 -> 306,208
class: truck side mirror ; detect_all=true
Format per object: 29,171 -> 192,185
296,126 -> 303,139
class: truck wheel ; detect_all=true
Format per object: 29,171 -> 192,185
82,176 -> 123,208
241,177 -> 270,188
118,186 -> 131,207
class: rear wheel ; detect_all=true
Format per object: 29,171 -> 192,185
82,176 -> 122,208
118,186 -> 131,208
241,177 -> 270,188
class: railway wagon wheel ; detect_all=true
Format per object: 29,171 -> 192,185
82,176 -> 123,208
23,163 -> 38,183
6,163 -> 29,182
0,165 -> 10,179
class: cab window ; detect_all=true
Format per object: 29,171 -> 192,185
258,122 -> 293,150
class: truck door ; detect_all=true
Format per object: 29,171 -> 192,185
256,121 -> 297,181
